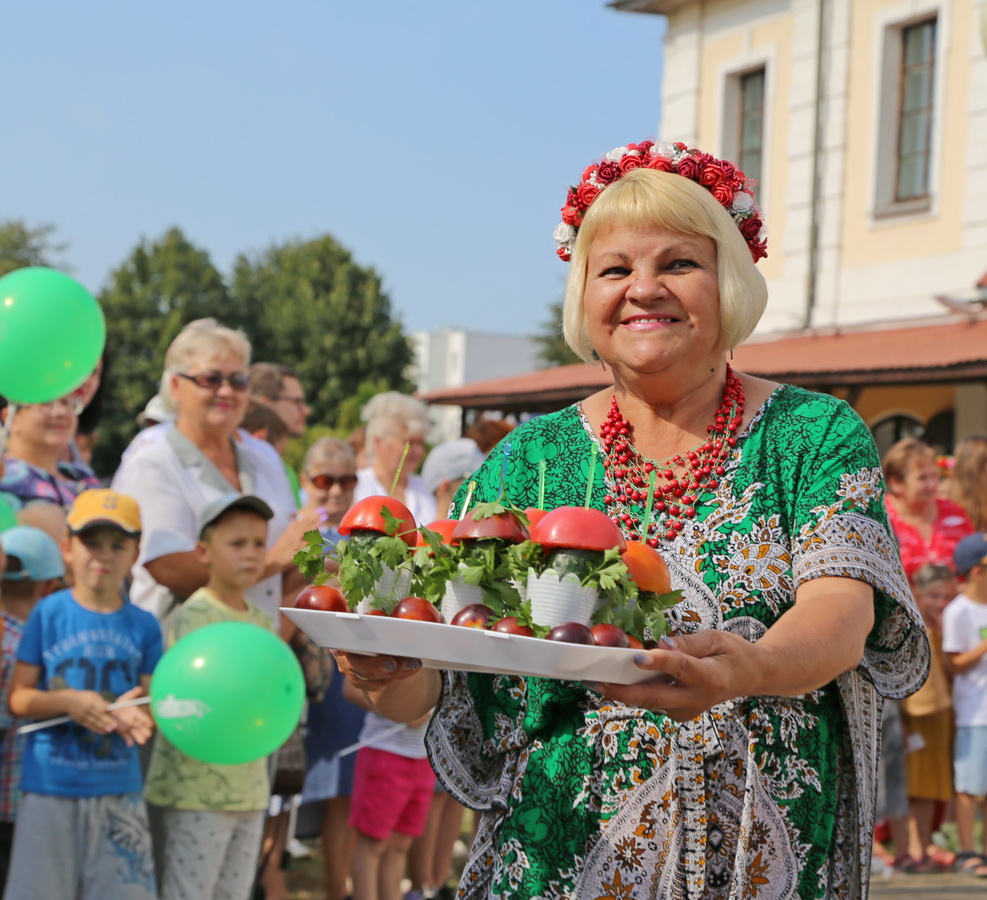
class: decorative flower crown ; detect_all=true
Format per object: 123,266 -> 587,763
554,140 -> 767,264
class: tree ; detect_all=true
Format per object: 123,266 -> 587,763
232,235 -> 414,431
0,221 -> 68,276
536,301 -> 581,367
95,227 -> 244,474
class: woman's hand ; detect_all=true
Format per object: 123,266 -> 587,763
590,631 -> 761,721
333,649 -> 424,689
593,577 -> 874,720
265,509 -> 323,574
334,649 -> 442,724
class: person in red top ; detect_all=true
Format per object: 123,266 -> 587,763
884,438 -> 974,579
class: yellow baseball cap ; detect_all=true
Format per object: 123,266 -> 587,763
67,489 -> 142,537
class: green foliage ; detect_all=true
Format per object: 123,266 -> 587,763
0,221 -> 68,277
293,530 -> 333,585
536,301 -> 581,367
94,227 -> 243,474
232,235 -> 414,434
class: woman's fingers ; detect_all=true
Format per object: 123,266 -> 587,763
333,649 -> 423,687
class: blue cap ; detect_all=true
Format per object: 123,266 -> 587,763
954,533 -> 987,577
1,526 -> 65,582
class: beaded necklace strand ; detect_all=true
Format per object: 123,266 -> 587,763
599,366 -> 745,545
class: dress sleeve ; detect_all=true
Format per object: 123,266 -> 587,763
783,398 -> 929,698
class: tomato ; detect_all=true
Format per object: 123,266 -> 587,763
621,540 -> 672,593
294,584 -> 347,612
529,506 -> 626,552
524,508 -> 549,530
418,519 -> 459,548
338,495 -> 418,546
391,596 -> 444,622
451,510 -> 529,544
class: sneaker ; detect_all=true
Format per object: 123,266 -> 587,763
287,837 -> 313,858
870,856 -> 894,879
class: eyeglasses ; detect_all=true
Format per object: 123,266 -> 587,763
23,396 -> 85,416
307,473 -> 358,491
269,395 -> 308,409
177,372 -> 250,392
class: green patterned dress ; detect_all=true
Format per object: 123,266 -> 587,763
427,385 -> 928,900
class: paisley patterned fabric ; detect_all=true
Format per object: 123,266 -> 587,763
427,385 -> 929,900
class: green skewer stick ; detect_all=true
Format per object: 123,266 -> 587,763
538,460 -> 547,510
640,470 -> 658,541
389,442 -> 411,497
584,451 -> 597,508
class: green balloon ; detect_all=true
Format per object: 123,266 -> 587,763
0,496 -> 17,533
150,622 -> 305,765
0,267 -> 106,404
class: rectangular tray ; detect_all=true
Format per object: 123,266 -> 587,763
281,608 -> 659,685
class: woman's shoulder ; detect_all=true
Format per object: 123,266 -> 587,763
756,384 -> 871,444
496,406 -> 584,445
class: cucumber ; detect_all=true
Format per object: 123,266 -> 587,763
544,548 -> 601,582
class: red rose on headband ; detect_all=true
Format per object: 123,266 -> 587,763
596,161 -> 622,184
561,205 -> 581,226
700,163 -> 727,186
675,157 -> 700,180
646,156 -> 673,172
577,183 -> 600,208
711,184 -> 735,206
619,154 -> 645,173
740,217 -> 763,239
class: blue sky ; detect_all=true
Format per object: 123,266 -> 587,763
4,1 -> 665,338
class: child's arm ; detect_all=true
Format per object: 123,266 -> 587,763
945,639 -> 987,676
111,675 -> 154,748
8,661 -> 117,734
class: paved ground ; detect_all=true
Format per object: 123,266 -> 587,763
871,871 -> 987,898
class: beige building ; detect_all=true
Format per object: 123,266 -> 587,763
597,0 -> 987,452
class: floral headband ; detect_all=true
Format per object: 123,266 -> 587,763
553,140 -> 767,264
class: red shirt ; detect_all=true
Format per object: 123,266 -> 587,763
886,496 -> 974,580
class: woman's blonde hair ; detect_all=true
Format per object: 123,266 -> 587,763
562,169 -> 768,363
160,319 -> 252,411
949,435 -> 987,530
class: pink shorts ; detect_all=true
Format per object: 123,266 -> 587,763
348,747 -> 436,840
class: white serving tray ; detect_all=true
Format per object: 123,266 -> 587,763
281,608 -> 660,685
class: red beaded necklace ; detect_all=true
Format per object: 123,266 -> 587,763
599,366 -> 745,546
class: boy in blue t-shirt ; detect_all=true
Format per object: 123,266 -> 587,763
6,489 -> 163,900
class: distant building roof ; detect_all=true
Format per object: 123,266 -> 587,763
420,315 -> 987,411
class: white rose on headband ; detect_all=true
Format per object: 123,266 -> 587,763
554,222 -> 575,244
731,192 -> 754,213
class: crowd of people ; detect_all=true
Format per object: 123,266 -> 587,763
0,136 -> 971,900
0,319 -> 507,900
870,435 -> 987,877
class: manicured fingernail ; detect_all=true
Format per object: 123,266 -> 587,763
634,654 -> 650,667
381,659 -> 396,672
660,637 -> 677,649
403,659 -> 423,671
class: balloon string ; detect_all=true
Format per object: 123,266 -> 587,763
0,404 -> 17,459
538,460 -> 547,510
337,720 -> 408,758
17,695 -> 150,735
389,442 -> 411,497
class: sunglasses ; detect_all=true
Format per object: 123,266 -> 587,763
308,473 -> 358,491
177,372 -> 250,392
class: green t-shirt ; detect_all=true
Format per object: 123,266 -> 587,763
144,588 -> 276,811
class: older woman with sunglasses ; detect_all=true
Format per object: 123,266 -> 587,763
112,319 -> 318,624
0,395 -> 101,540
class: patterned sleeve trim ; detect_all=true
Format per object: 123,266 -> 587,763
794,484 -> 930,700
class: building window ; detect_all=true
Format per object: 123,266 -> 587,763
895,18 -> 936,202
738,69 -> 765,188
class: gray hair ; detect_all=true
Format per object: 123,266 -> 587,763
361,392 -> 429,455
303,437 -> 356,473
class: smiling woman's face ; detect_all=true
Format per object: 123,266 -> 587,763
583,223 -> 722,379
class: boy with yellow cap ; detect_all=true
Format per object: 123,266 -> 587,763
6,489 -> 163,900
